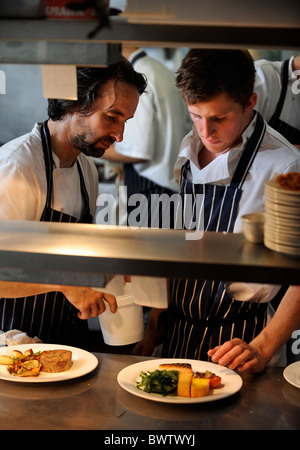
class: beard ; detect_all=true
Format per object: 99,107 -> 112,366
71,133 -> 115,158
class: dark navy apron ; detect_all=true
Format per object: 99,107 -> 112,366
124,50 -> 177,228
268,59 -> 300,145
0,121 -> 93,349
162,112 -> 271,361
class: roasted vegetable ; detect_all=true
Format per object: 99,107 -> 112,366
8,359 -> 41,377
0,349 -> 42,377
0,355 -> 14,365
11,350 -> 24,360
197,370 -> 221,388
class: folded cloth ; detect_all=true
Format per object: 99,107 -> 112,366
92,274 -> 125,296
0,330 -> 42,347
131,276 -> 168,308
92,275 -> 169,308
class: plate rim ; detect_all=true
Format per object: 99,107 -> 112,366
117,357 -> 243,404
0,343 -> 98,383
264,237 -> 300,255
265,179 -> 300,197
283,360 -> 300,389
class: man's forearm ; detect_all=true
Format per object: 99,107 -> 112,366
250,285 -> 300,364
0,280 -> 60,298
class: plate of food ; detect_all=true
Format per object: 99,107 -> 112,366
117,358 -> 243,403
0,343 -> 98,383
283,361 -> 300,389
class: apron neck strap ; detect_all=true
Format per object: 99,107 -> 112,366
131,50 -> 147,66
40,120 -> 92,220
270,59 -> 289,121
41,120 -> 54,210
230,111 -> 266,189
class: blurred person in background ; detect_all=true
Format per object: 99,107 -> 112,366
255,54 -> 300,148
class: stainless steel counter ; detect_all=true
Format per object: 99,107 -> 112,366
0,220 -> 300,287
0,353 -> 299,430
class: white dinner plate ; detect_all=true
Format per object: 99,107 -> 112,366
265,179 -> 300,198
264,228 -> 300,247
265,203 -> 300,219
0,343 -> 98,383
265,216 -> 300,229
264,221 -> 300,237
117,358 -> 243,404
283,361 -> 300,389
265,192 -> 300,207
264,237 -> 300,256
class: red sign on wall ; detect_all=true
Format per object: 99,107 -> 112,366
46,0 -> 100,20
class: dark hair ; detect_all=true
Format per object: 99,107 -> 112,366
176,49 -> 255,108
47,57 -> 147,121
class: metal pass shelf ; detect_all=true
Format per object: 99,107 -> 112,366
0,220 -> 299,287
0,16 -> 299,50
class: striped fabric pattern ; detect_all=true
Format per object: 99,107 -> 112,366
162,113 -> 269,360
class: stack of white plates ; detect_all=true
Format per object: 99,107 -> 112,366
264,178 -> 300,256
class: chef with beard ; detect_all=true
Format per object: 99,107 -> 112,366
0,61 -> 147,349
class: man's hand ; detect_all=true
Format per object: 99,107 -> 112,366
207,338 -> 267,373
60,286 -> 117,320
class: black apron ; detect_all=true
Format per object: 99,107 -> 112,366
268,59 -> 300,145
162,112 -> 272,360
0,121 -> 93,349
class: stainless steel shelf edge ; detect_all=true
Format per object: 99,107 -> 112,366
0,19 -> 299,50
0,220 -> 299,286
0,41 -> 121,65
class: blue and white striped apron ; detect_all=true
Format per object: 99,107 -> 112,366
162,112 -> 270,360
0,121 -> 93,349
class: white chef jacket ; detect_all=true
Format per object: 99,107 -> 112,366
0,123 -> 98,221
255,56 -> 300,130
175,113 -> 300,232
174,113 -> 300,366
115,49 -> 191,192
174,112 -> 300,303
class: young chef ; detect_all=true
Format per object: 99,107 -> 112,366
0,59 -> 147,349
133,49 -> 300,370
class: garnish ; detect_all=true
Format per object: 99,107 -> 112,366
136,369 -> 179,396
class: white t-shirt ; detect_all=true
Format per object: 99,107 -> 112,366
0,123 -> 98,221
254,56 -> 300,130
115,49 -> 191,192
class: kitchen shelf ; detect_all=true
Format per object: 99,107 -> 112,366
1,16 -> 300,51
0,220 -> 299,287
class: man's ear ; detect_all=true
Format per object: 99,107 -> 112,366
245,93 -> 257,112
